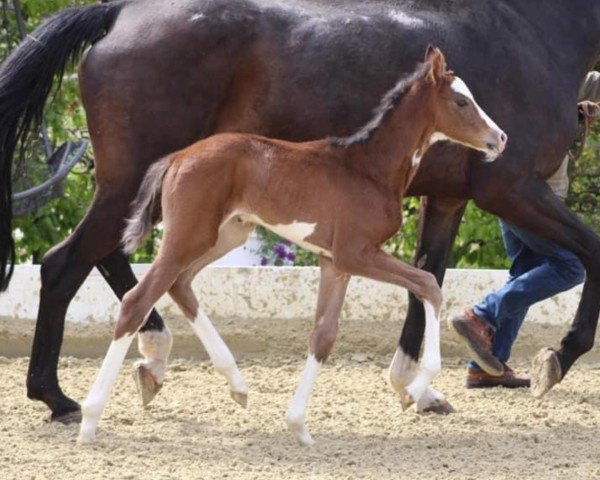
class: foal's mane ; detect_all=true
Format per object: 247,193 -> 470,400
328,61 -> 431,148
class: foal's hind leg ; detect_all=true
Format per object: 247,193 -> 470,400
96,249 -> 173,408
79,255 -> 186,444
168,219 -> 255,407
286,258 -> 350,446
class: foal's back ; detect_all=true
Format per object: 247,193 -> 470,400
165,132 -> 385,221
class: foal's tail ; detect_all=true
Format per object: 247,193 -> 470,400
122,157 -> 171,255
0,1 -> 128,291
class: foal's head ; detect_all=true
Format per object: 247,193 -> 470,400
422,46 -> 507,161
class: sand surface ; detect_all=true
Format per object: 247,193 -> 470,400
1,355 -> 600,480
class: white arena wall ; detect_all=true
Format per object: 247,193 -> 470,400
1,265 -> 582,325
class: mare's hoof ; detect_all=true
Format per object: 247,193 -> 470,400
45,407 -> 82,425
230,390 -> 248,408
419,399 -> 455,415
531,347 -> 562,398
133,363 -> 163,407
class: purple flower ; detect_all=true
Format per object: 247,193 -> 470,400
286,252 -> 296,262
274,244 -> 287,259
260,257 -> 268,266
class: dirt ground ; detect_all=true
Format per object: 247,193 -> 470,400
1,354 -> 600,480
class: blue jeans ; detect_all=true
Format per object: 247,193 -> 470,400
469,220 -> 585,370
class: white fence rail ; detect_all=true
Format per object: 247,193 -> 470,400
1,265 -> 582,325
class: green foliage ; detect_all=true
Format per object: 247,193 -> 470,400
6,0 -> 96,263
566,122 -> 600,234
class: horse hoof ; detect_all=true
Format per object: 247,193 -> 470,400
230,390 -> 248,408
286,418 -> 314,447
419,399 -> 455,415
400,393 -> 415,411
133,363 -> 163,407
45,407 -> 82,425
531,347 -> 562,398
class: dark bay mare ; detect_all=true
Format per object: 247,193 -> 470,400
0,0 -> 598,422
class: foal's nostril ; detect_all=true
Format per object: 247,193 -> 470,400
500,132 -> 508,144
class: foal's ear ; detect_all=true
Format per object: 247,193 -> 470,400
424,45 -> 447,84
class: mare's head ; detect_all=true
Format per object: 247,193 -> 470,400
422,46 -> 507,161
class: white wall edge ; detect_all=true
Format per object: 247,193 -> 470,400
0,265 -> 582,326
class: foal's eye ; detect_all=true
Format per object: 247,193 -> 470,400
455,97 -> 468,107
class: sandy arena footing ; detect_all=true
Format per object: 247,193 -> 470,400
1,355 -> 600,480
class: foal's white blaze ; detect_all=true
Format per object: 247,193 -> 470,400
79,333 -> 134,444
189,309 -> 248,401
451,77 -> 504,139
404,301 -> 441,403
286,354 -> 322,446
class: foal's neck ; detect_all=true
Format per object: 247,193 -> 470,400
343,85 -> 436,191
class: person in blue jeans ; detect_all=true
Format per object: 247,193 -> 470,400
450,71 -> 599,388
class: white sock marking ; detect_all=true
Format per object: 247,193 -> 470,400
389,347 -> 417,392
286,354 -> 322,446
79,334 -> 134,444
136,327 -> 173,383
190,311 -> 247,395
415,387 -> 446,413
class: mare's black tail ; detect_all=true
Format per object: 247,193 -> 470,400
0,1 -> 127,291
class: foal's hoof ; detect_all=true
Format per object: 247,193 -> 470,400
400,393 -> 415,411
419,399 -> 455,415
230,390 -> 248,408
133,363 -> 163,407
531,348 -> 562,398
45,406 -> 82,425
286,417 -> 314,447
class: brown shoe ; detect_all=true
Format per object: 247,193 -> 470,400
466,363 -> 530,389
450,309 -> 504,376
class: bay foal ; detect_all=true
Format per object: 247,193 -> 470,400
79,47 -> 506,445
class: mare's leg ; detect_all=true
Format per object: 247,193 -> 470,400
27,186 -> 142,423
96,249 -> 172,407
334,248 -> 443,409
473,174 -> 600,397
286,257 -> 350,446
168,219 -> 255,407
391,197 -> 465,414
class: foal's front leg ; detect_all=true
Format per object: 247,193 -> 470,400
286,257 -> 350,446
335,249 -> 443,409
